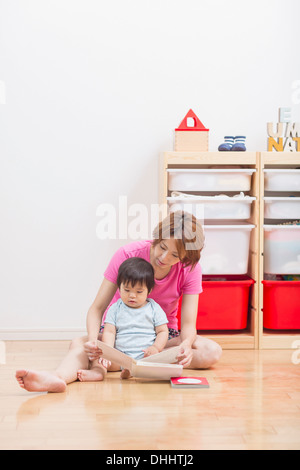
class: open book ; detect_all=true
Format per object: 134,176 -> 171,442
97,341 -> 183,380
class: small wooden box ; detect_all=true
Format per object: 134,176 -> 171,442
175,130 -> 209,151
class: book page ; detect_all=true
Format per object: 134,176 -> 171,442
132,362 -> 183,380
140,346 -> 181,364
97,341 -> 135,371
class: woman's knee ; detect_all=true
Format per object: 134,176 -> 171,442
208,339 -> 222,364
193,336 -> 222,367
69,335 -> 87,350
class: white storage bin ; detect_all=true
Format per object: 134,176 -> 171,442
200,223 -> 255,275
168,194 -> 255,220
167,169 -> 256,192
264,225 -> 300,274
264,197 -> 300,219
264,169 -> 300,192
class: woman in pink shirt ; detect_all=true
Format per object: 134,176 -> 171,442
16,212 -> 222,393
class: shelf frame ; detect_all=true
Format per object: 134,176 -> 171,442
258,152 -> 300,349
160,151 -> 260,350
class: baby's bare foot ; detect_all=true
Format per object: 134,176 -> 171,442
120,369 -> 132,380
15,370 -> 66,393
77,367 -> 105,382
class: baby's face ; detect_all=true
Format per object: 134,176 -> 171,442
120,282 -> 148,309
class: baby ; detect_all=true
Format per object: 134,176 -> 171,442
79,257 -> 169,381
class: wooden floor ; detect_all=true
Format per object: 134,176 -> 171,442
0,341 -> 300,450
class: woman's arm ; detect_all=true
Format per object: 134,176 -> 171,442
177,294 -> 198,366
86,278 -> 118,342
84,278 -> 118,361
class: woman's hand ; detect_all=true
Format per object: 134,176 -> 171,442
177,343 -> 193,368
178,294 -> 198,367
84,341 -> 102,362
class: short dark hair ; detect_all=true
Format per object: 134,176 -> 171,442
117,257 -> 155,293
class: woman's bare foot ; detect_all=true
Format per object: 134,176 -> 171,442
15,370 -> 66,393
120,368 -> 132,380
77,367 -> 105,382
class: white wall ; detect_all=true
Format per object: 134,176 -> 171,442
0,0 -> 300,338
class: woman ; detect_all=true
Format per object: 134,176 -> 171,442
16,211 -> 222,393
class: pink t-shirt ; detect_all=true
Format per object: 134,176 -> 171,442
102,240 -> 203,330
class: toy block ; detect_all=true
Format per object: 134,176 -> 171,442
97,341 -> 183,380
285,122 -> 300,138
268,137 -> 284,152
267,108 -> 300,152
267,122 -> 284,138
293,137 -> 300,151
279,107 -> 292,123
284,136 -> 298,152
175,109 -> 209,151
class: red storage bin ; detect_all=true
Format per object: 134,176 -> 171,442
262,280 -> 300,329
177,276 -> 255,330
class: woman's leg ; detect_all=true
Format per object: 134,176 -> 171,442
16,335 -> 93,393
166,334 -> 222,369
189,336 -> 222,369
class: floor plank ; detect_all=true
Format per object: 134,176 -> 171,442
0,341 -> 300,450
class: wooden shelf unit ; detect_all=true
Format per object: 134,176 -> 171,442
160,151 -> 260,350
258,152 -> 300,349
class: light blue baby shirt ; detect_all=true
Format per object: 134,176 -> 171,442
104,298 -> 168,360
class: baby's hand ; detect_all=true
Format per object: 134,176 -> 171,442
143,345 -> 159,358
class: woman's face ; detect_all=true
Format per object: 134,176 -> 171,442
151,238 -> 181,271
